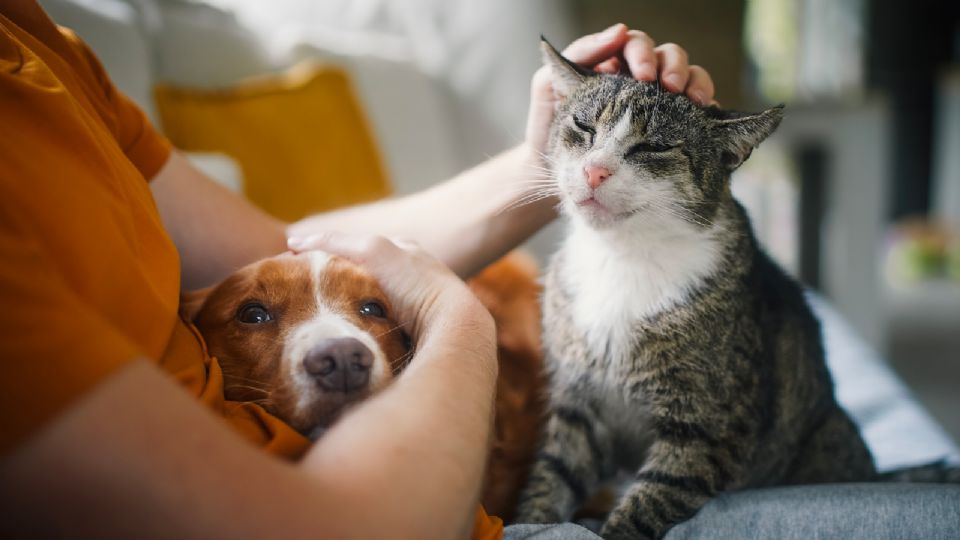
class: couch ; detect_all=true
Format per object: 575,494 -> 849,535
37,0 -> 960,536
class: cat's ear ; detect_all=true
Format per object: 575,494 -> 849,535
708,105 -> 784,170
540,36 -> 593,97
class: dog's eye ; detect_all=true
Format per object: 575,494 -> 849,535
237,303 -> 272,324
359,301 -> 386,318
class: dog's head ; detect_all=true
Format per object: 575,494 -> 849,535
182,251 -> 412,438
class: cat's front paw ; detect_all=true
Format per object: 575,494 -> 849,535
600,515 -> 653,540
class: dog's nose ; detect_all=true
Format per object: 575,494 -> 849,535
303,337 -> 373,392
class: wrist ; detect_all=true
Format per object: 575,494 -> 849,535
415,292 -> 497,371
517,139 -> 547,170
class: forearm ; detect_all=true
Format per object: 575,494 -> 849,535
302,314 -> 498,540
289,144 -> 556,277
151,152 -> 288,289
0,354 -> 495,540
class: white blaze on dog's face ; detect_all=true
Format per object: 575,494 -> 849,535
187,251 -> 412,438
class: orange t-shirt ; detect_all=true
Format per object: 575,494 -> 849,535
0,0 -> 309,460
0,3 -> 503,537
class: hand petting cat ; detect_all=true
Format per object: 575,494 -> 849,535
524,23 -> 716,157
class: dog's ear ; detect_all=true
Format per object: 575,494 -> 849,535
179,287 -> 213,323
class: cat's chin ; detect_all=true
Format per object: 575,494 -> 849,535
569,200 -> 636,230
575,212 -> 620,230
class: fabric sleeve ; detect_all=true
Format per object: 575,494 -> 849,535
60,27 -> 172,181
473,506 -> 505,540
0,200 -> 142,455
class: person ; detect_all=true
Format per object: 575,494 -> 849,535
0,1 -> 715,538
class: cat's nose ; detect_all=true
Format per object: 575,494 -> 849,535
584,165 -> 611,189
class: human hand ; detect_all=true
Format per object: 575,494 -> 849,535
525,23 -> 717,155
287,232 -> 495,354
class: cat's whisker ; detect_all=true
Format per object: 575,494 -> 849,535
669,205 -> 714,227
643,196 -> 713,225
508,192 -> 562,210
511,188 -> 560,198
521,172 -> 558,183
643,200 -> 712,229
512,183 -> 562,195
532,148 -> 559,167
513,179 -> 559,189
521,171 -> 556,180
513,173 -> 559,184
512,188 -> 562,200
498,191 -> 562,215
512,185 -> 561,197
505,188 -> 560,206
523,160 -> 557,171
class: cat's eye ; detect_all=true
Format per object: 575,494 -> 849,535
572,117 -> 596,144
625,142 -> 676,157
237,303 -> 272,324
360,301 -> 387,318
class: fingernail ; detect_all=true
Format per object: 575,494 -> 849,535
287,236 -> 308,250
596,23 -> 623,41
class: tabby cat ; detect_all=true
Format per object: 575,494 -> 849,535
513,40 -> 876,539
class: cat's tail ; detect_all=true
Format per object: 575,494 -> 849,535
877,460 -> 960,483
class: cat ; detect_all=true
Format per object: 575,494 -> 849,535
512,39 -> 877,539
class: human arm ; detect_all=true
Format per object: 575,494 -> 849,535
291,25 -> 718,278
0,235 -> 497,540
153,25 -> 716,286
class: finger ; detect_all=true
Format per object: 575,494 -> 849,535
287,231 -> 397,263
655,43 -> 690,93
594,57 -> 621,74
561,23 -> 629,66
685,65 -> 715,105
390,237 -> 422,252
622,30 -> 657,81
287,233 -> 323,253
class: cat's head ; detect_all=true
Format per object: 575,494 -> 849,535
540,38 -> 783,231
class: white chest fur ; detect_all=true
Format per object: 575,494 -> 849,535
558,214 -> 724,367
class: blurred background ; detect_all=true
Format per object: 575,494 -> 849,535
40,0 -> 960,439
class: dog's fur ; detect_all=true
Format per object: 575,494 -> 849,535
181,250 -> 545,520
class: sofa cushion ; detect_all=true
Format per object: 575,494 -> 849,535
809,294 -> 960,469
154,62 -> 390,221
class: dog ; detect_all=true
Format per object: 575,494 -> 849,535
181,250 -> 545,520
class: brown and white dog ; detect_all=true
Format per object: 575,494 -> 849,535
181,250 -> 544,520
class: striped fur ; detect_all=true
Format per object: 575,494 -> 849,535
513,40 -> 876,539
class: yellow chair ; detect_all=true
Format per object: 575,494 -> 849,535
154,63 -> 391,221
